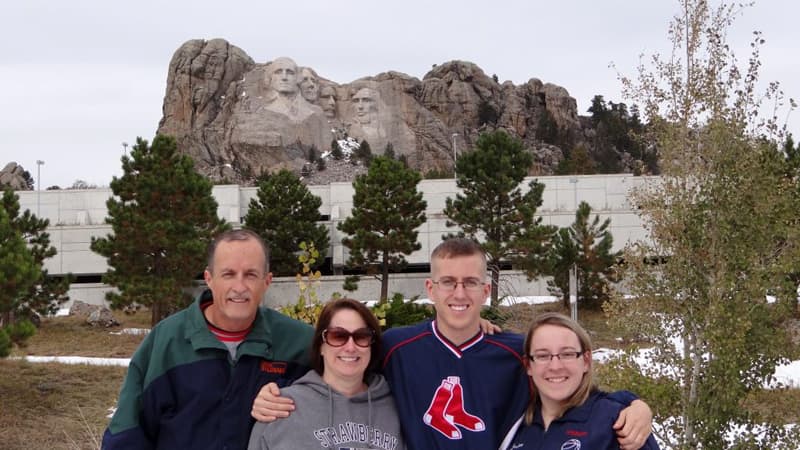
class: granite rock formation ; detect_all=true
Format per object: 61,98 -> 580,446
0,162 -> 32,190
157,39 -> 584,183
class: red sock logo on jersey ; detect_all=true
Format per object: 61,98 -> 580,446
423,377 -> 485,439
444,376 -> 485,431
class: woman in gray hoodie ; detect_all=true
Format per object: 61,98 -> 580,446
248,298 -> 405,450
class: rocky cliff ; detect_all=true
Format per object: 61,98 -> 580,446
157,38 -> 587,183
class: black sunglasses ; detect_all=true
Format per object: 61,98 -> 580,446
322,327 -> 375,348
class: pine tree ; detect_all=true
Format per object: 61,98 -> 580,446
547,201 -> 620,309
356,140 -> 373,165
307,145 -> 317,163
244,169 -> 329,276
1,189 -> 71,319
22,171 -> 34,190
331,140 -> 343,160
603,1 -> 800,447
0,206 -> 39,356
556,144 -> 596,175
338,156 -> 427,301
383,142 -> 396,160
444,130 -> 557,305
91,135 -> 228,325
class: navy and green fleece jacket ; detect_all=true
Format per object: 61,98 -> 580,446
101,291 -> 313,450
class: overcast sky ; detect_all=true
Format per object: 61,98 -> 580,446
1,0 -> 797,188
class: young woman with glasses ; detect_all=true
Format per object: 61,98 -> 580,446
500,312 -> 660,449
248,298 -> 405,450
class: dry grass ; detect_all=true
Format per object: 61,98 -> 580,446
1,309 -> 148,449
13,309 -> 150,358
498,302 -> 624,348
0,360 -> 126,450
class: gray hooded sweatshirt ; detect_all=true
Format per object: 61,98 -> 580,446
247,370 -> 405,450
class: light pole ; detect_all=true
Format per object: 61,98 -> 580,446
36,160 -> 44,217
451,133 -> 459,178
122,142 -> 128,157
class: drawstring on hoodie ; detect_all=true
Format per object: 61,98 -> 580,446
326,378 -> 377,449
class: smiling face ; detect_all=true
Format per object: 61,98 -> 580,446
203,238 -> 271,331
320,308 -> 371,388
527,324 -> 590,415
426,253 -> 489,344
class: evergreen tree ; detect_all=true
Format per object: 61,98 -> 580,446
397,154 -> 409,168
0,206 -> 39,356
307,145 -> 318,163
604,1 -> 800,447
383,142 -> 396,160
477,100 -> 499,126
338,156 -> 427,301
1,189 -> 71,320
22,171 -> 34,190
547,201 -> 620,309
444,130 -> 557,305
244,169 -> 329,276
331,139 -> 343,160
355,140 -> 373,165
91,135 -> 228,326
556,144 -> 597,175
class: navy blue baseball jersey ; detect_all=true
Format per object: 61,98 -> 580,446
382,320 -> 531,450
500,390 -> 661,450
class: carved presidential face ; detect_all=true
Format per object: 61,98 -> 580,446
352,88 -> 378,124
269,57 -> 298,95
320,86 -> 337,118
299,68 -> 319,102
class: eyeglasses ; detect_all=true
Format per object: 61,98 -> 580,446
528,351 -> 584,364
432,278 -> 486,292
322,327 -> 375,348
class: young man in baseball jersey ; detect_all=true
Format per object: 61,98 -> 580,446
252,238 -> 652,449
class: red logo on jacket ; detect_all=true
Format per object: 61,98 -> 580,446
260,361 -> 287,374
566,429 -> 588,437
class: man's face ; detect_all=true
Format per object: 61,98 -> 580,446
299,69 -> 319,102
270,58 -> 298,95
352,88 -> 376,124
203,238 -> 271,331
425,253 -> 490,344
320,87 -> 337,118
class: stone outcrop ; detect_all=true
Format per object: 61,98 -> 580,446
0,162 -> 32,190
69,300 -> 120,327
87,308 -> 120,328
157,39 -> 585,183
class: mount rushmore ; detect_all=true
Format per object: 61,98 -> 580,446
156,38 -> 601,184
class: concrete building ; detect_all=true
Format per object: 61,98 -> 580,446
13,174 -> 653,307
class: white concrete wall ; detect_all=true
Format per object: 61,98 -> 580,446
15,174 -> 654,300
65,271 -> 552,309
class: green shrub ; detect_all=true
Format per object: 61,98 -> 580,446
480,304 -> 511,328
381,293 -> 434,329
7,319 -> 36,346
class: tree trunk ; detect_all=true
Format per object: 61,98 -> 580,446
150,300 -> 163,327
490,265 -> 500,307
380,252 -> 389,303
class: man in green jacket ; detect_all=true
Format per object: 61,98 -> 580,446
102,229 -> 313,450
